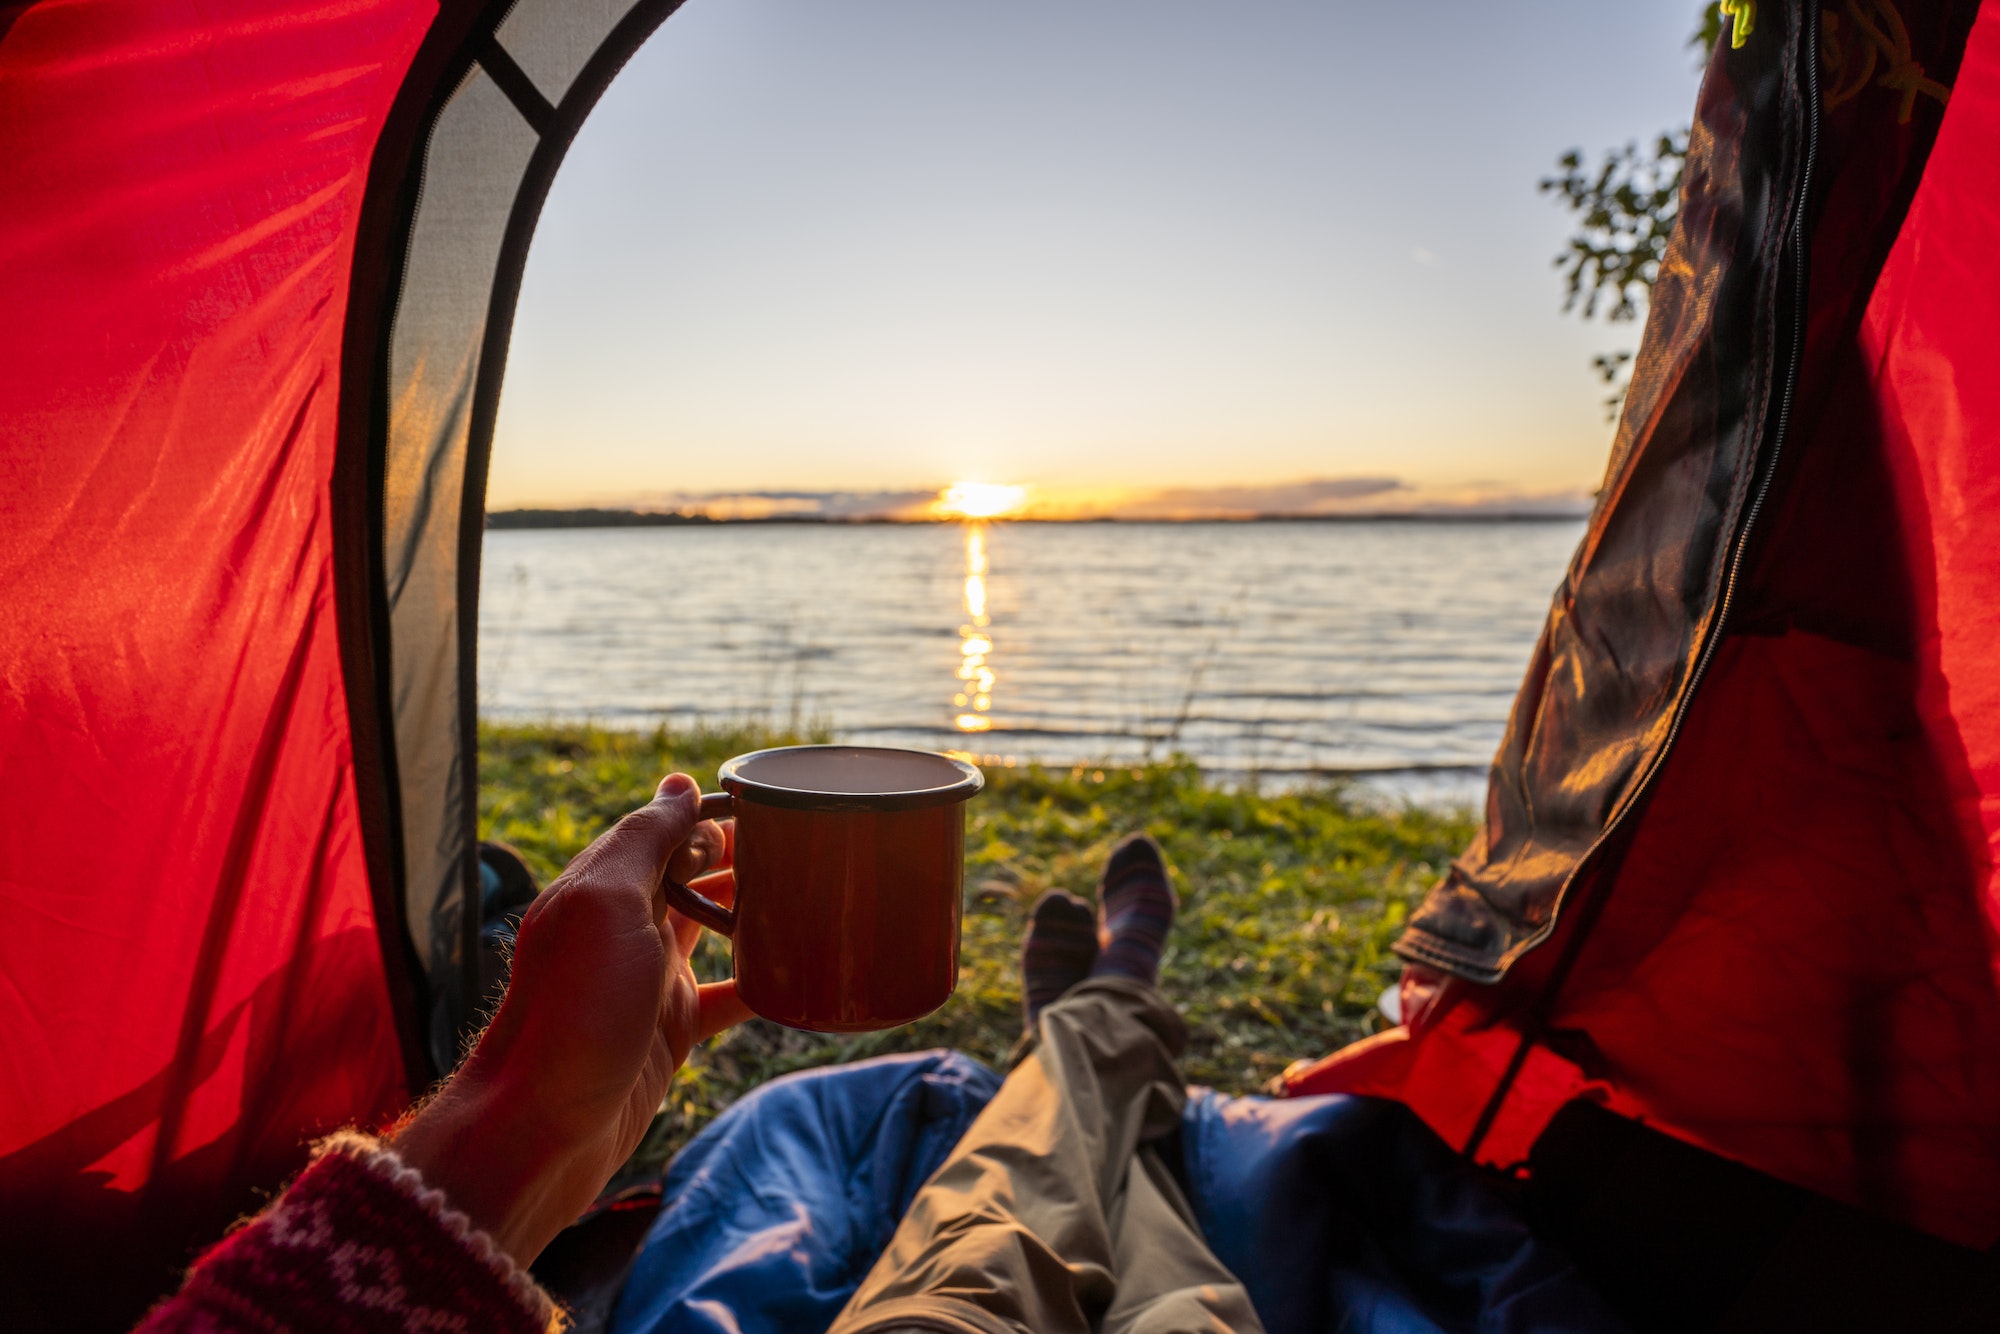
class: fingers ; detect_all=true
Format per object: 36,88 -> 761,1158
688,866 -> 737,906
533,772 -> 734,974
695,980 -> 753,1042
668,867 -> 737,956
654,830 -> 730,942
662,818 -> 726,895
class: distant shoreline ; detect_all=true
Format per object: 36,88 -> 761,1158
486,507 -> 1588,530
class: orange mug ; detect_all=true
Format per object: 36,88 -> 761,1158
662,745 -> 984,1032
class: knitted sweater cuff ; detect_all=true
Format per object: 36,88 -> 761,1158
141,1130 -> 563,1332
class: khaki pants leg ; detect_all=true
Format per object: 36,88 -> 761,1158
827,975 -> 1265,1334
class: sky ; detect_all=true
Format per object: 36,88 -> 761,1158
487,0 -> 1709,512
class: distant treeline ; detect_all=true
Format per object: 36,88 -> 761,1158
487,508 -> 710,529
489,508 -> 921,529
485,508 -> 830,529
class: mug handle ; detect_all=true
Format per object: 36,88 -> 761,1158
660,791 -> 738,936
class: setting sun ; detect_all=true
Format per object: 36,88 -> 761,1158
936,481 -> 1029,520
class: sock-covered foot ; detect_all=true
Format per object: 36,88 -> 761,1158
1092,833 -> 1175,985
1022,891 -> 1100,1024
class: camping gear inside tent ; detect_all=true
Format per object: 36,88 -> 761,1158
3,0 -> 1999,1327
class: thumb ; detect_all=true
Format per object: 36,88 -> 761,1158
628,771 -> 703,881
551,772 -> 703,904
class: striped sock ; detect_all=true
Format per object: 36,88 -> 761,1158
1022,891 -> 1099,1024
1092,833 -> 1175,985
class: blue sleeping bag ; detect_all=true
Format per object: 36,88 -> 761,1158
610,1051 -> 1627,1334
1179,1089 -> 1628,1333
611,1050 -> 1002,1334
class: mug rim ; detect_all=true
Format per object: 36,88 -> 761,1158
718,744 -> 984,813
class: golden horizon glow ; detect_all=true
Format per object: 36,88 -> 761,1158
935,481 -> 1029,520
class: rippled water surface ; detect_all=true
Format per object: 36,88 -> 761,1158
478,519 -> 1583,802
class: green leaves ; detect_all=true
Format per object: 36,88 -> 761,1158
1540,131 -> 1688,326
1540,6 -> 1721,418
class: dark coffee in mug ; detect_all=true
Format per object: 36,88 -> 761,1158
662,745 -> 983,1032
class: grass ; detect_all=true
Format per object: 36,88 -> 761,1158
478,721 -> 1475,1177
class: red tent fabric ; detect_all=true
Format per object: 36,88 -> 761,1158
1295,0 -> 2000,1252
0,0 -> 700,1321
0,0 -> 432,1319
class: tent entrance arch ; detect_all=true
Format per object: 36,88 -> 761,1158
349,0 -> 697,1069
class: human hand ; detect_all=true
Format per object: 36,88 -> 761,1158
391,773 -> 752,1265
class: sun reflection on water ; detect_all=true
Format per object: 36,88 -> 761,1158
954,523 -> 995,733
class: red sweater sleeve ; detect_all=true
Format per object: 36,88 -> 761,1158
136,1132 -> 562,1333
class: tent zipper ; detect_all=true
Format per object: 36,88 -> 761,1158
1632,0 -> 1824,820
1463,1 -> 1821,1160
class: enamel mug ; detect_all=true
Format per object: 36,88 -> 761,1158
662,745 -> 983,1032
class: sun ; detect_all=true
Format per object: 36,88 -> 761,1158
936,481 -> 1029,520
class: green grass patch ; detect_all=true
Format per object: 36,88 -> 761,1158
478,722 -> 1473,1176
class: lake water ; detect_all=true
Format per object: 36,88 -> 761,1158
477,519 -> 1584,805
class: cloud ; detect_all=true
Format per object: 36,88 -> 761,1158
533,478 -> 1593,523
1101,477 -> 1407,519
1387,483 -> 1595,518
616,488 -> 937,520
1026,478 -> 1592,521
